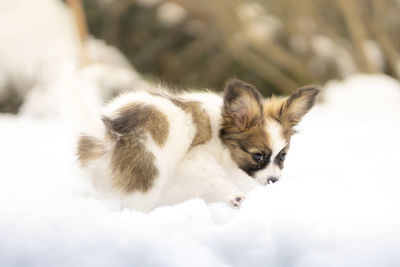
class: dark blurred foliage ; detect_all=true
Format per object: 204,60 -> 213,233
82,0 -> 400,96
82,0 -> 293,95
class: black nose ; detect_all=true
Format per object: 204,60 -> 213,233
267,177 -> 279,184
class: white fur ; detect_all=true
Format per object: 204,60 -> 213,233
254,119 -> 287,185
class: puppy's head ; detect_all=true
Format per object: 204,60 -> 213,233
220,78 -> 320,185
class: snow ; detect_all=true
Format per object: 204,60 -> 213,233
1,74 -> 400,266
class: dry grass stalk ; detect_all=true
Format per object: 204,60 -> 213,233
67,0 -> 89,66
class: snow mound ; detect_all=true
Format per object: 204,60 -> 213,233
1,74 -> 400,266
323,73 -> 400,112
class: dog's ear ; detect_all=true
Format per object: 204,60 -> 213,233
222,78 -> 263,129
280,86 -> 320,127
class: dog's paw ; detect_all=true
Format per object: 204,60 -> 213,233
230,195 -> 246,208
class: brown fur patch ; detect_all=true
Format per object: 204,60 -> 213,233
171,99 -> 212,148
220,78 -> 271,176
111,134 -> 158,193
263,86 -> 320,141
105,103 -> 169,146
263,96 -> 294,141
221,122 -> 272,176
103,103 -> 170,193
77,136 -> 105,165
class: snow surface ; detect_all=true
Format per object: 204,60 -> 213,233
0,74 -> 399,267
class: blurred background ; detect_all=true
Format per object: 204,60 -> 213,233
82,0 -> 400,90
1,0 -> 400,115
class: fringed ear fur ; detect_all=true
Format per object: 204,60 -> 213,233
222,78 -> 264,130
281,86 -> 321,127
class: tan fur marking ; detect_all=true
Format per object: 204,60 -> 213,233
104,103 -> 170,193
77,136 -> 105,165
263,86 -> 320,142
221,122 -> 271,175
263,95 -> 294,142
111,134 -> 158,193
117,104 -> 169,146
171,99 -> 212,148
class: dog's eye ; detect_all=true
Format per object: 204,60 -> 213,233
252,153 -> 264,162
279,153 -> 287,161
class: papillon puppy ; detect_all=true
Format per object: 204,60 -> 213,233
77,78 -> 320,212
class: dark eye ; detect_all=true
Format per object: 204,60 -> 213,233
252,153 -> 264,162
279,153 -> 287,161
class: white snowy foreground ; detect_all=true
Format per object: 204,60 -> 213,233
0,74 -> 399,267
